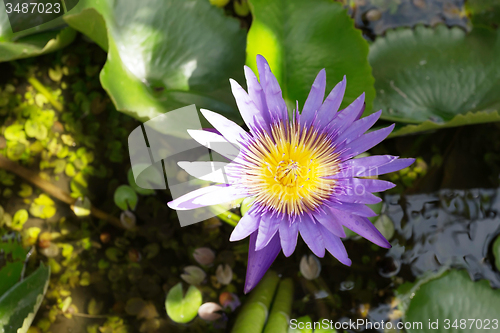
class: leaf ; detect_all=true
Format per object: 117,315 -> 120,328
493,235 -> 500,272
63,0 -> 246,126
389,110 -> 500,137
370,25 -> 500,130
29,194 -> 56,219
11,209 -> 28,231
246,0 -> 375,114
0,263 -> 50,333
466,0 -> 500,29
0,233 -> 28,297
113,185 -> 138,211
401,270 -> 500,333
165,283 -> 202,324
0,8 -> 76,62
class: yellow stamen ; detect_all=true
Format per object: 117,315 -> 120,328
240,120 -> 339,216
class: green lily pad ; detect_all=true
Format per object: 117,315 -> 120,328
11,209 -> 28,231
0,8 -> 76,62
165,283 -> 202,324
466,0 -> 500,29
0,233 -> 29,297
0,263 -> 50,333
400,270 -> 500,333
493,235 -> 500,272
370,25 -> 500,130
114,185 -> 138,211
63,0 -> 246,126
246,0 -> 375,114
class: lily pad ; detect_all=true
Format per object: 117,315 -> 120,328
165,283 -> 202,324
113,185 -> 138,211
29,194 -> 56,219
246,0 -> 375,113
401,270 -> 500,333
370,25 -> 500,130
63,0 -> 246,126
0,9 -> 76,62
0,263 -> 50,333
0,233 -> 28,296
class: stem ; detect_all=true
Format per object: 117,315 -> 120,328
209,204 -> 240,227
0,154 -> 123,229
27,77 -> 63,112
263,278 -> 294,333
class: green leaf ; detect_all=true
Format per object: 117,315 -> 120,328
165,283 -> 202,324
466,0 -> 500,29
113,185 -> 138,211
127,169 -> 155,196
493,235 -> 500,272
0,233 -> 29,297
370,25 -> 500,131
401,270 -> 500,333
63,0 -> 246,126
246,0 -> 375,114
0,263 -> 50,333
0,8 -> 76,62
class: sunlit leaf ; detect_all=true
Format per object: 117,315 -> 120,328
165,283 -> 202,324
0,263 -> 50,333
63,0 -> 246,126
247,0 -> 375,114
370,25 -> 500,133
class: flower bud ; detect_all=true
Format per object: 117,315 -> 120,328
181,266 -> 206,285
193,247 -> 215,266
215,264 -> 233,285
120,210 -> 136,229
198,302 -> 223,321
300,255 -> 321,280
219,292 -> 241,311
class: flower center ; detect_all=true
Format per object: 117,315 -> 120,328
239,121 -> 340,217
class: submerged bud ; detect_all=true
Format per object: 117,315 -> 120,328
300,255 -> 321,280
198,302 -> 223,321
181,266 -> 206,285
193,247 -> 215,266
215,264 -> 233,285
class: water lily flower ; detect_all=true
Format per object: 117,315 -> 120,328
168,55 -> 414,293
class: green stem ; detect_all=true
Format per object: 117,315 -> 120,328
209,205 -> 240,227
231,271 -> 280,333
27,77 -> 63,112
263,278 -> 294,333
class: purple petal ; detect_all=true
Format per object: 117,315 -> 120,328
312,209 -> 346,238
328,201 -> 377,217
298,214 -> 325,257
244,231 -> 281,293
334,155 -> 397,179
370,158 -> 415,175
230,207 -> 260,241
279,219 -> 299,257
301,69 -> 326,126
187,129 -> 240,161
256,213 -> 280,251
200,109 -> 249,146
330,93 -> 365,134
230,78 -> 265,131
168,185 -> 248,210
256,55 -> 287,123
334,110 -> 382,146
339,213 -> 391,248
244,65 -> 268,122
316,76 -> 346,125
340,124 -> 395,160
336,191 -> 382,205
317,223 -> 351,266
177,161 -> 236,184
352,178 -> 396,193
